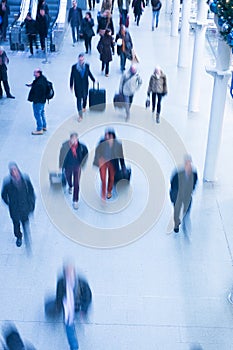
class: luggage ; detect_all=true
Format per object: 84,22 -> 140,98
49,171 -> 66,186
113,93 -> 126,109
44,297 -> 61,319
9,26 -> 25,51
114,167 -> 131,184
89,82 -> 106,111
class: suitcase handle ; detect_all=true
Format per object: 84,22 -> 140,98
93,81 -> 100,90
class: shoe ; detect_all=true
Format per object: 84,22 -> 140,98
156,113 -> 160,123
78,116 -> 83,122
105,74 -> 109,77
43,127 -> 47,131
82,108 -> 86,113
68,187 -> 72,194
31,130 -> 43,135
107,192 -> 112,199
7,94 -> 15,99
174,227 -> 179,233
16,237 -> 22,247
73,201 -> 79,210
152,27 -> 154,31
85,51 -> 88,54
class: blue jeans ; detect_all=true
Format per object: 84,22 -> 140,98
121,10 -> 128,26
120,52 -> 127,72
32,103 -> 46,131
65,324 -> 79,350
152,10 -> 160,29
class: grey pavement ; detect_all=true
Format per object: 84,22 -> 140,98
0,2 -> 233,349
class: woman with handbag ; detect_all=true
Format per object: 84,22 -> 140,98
98,28 -> 114,77
147,66 -> 168,123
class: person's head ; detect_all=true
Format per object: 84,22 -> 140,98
190,344 -> 203,350
85,11 -> 91,19
8,162 -> 21,181
184,154 -> 192,175
154,66 -> 162,76
34,68 -> 42,78
120,24 -> 126,35
26,11 -> 32,19
72,0 -> 77,7
70,132 -> 78,145
130,65 -> 137,75
105,128 -> 116,146
78,53 -> 85,65
104,9 -> 111,17
39,8 -> 45,16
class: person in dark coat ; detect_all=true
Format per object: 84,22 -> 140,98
97,9 -> 114,36
0,0 -> 10,41
27,68 -> 48,135
80,11 -> 95,54
132,0 -> 145,26
151,0 -> 162,30
36,8 -> 49,51
56,264 -> 92,349
93,128 -> 126,200
98,28 -> 114,77
70,52 -> 95,121
0,46 -> 15,99
1,162 -> 36,248
21,12 -> 38,56
68,0 -> 83,45
37,0 -> 49,17
59,132 -> 88,209
118,0 -> 130,26
170,155 -> 198,234
2,323 -> 36,350
115,25 -> 133,72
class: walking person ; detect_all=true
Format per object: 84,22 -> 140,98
59,133 -> 88,209
118,0 -> 130,26
132,0 -> 145,26
70,53 -> 95,121
147,66 -> 167,123
0,0 -> 10,41
80,11 -> 95,54
93,128 -> 126,200
170,155 -> 198,235
68,0 -> 83,46
21,12 -> 38,57
1,162 -> 36,249
97,9 -> 114,36
151,0 -> 162,30
36,7 -> 49,51
27,68 -> 48,135
115,25 -> 133,72
0,46 -> 15,99
119,65 -> 142,119
98,28 -> 114,77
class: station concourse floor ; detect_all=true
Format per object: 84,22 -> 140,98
0,3 -> 233,349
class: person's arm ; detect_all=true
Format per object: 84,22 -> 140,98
88,65 -> 95,83
1,181 -> 9,206
70,67 -> 74,90
68,8 -> 72,23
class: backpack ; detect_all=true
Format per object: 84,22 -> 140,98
46,80 -> 54,102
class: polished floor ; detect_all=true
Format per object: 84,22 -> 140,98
0,2 -> 233,349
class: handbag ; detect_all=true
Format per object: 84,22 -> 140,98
114,167 -> 131,184
145,97 -> 150,108
97,39 -> 103,54
113,93 -> 126,108
49,170 -> 66,186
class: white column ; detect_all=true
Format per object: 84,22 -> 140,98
166,0 -> 172,15
178,0 -> 191,67
203,34 -> 231,181
188,0 -> 208,112
170,0 -> 180,36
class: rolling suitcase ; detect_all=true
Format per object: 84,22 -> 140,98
114,167 -> 131,184
89,82 -> 106,111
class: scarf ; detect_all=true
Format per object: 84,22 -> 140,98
76,62 -> 86,78
70,140 -> 78,158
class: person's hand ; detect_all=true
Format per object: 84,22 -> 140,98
25,83 -> 32,87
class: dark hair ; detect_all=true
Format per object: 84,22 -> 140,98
105,128 -> 116,139
70,132 -> 78,138
86,11 -> 92,18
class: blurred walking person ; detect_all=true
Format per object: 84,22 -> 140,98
1,162 -> 35,250
97,9 -> 114,36
115,25 -> 133,72
132,0 -> 145,26
98,28 -> 114,77
170,155 -> 198,235
68,0 -> 83,46
118,0 -> 130,26
70,53 -> 95,121
59,132 -> 88,209
36,7 -> 49,51
0,46 -> 15,99
21,12 -> 38,57
151,0 -> 161,30
147,66 -> 167,123
0,0 -> 10,41
119,65 -> 142,120
2,323 -> 36,350
80,11 -> 95,54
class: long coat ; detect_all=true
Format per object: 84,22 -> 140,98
70,63 -> 95,98
81,17 -> 94,38
1,174 -> 36,221
132,0 -> 145,16
93,138 -> 125,172
99,33 -> 114,63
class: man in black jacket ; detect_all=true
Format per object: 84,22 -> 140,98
68,0 -> 82,46
1,162 -> 36,248
70,53 -> 95,121
170,155 -> 198,234
21,12 -> 38,56
36,7 -> 49,51
0,46 -> 15,98
27,68 -> 48,135
59,132 -> 88,209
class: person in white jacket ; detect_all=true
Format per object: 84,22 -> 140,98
119,65 -> 142,120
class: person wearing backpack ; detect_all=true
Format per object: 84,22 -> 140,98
27,68 -> 48,135
151,0 -> 161,30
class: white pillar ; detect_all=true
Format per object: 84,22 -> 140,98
203,35 -> 231,181
188,0 -> 208,112
166,0 -> 172,15
170,0 -> 180,36
178,0 -> 191,67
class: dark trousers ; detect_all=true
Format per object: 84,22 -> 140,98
121,9 -> 128,25
84,35 -> 92,53
101,61 -> 109,75
120,52 -> 127,72
88,0 -> 95,9
76,96 -> 87,116
65,166 -> 81,202
28,34 -> 38,54
152,92 -> 163,114
125,95 -> 134,117
71,25 -> 80,43
39,33 -> 46,50
135,13 -> 141,25
13,218 -> 29,239
174,198 -> 192,229
0,79 -> 10,97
